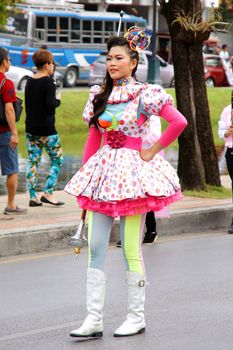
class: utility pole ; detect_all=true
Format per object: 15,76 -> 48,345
147,0 -> 161,84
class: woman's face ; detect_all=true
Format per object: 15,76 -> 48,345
106,46 -> 137,81
47,58 -> 55,75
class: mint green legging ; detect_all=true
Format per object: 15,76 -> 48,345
87,211 -> 146,275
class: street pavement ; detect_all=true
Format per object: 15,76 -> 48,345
0,175 -> 233,257
0,231 -> 233,350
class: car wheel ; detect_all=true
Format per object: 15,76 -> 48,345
205,77 -> 215,87
170,77 -> 175,87
64,67 -> 78,87
18,77 -> 29,90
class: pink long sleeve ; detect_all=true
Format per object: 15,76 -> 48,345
82,127 -> 102,165
158,104 -> 187,147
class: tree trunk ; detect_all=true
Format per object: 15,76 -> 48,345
189,43 -> 221,186
172,38 -> 205,190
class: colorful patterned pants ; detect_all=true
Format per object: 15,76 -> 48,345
87,211 -> 146,275
26,133 -> 63,199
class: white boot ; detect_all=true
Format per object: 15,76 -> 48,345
70,268 -> 106,338
114,271 -> 146,337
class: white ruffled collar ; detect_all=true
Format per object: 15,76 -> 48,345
107,79 -> 146,104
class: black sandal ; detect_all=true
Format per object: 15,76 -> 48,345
40,196 -> 65,206
29,199 -> 42,207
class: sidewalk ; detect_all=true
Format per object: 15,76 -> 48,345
0,175 -> 232,257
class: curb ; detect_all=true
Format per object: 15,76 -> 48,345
157,206 -> 232,235
0,206 -> 232,257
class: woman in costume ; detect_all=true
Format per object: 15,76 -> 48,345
65,27 -> 187,338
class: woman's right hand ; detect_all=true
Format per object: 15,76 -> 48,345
140,141 -> 164,162
140,149 -> 156,162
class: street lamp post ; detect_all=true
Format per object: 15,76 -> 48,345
147,0 -> 161,84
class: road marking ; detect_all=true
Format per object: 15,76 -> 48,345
0,322 -> 78,342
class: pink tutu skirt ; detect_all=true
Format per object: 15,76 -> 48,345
65,145 -> 182,217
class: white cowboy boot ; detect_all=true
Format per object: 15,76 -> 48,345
114,271 -> 146,337
70,268 -> 106,338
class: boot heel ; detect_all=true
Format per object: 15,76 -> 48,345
138,327 -> 145,334
113,328 -> 145,337
92,331 -> 103,337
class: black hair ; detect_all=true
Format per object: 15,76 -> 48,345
0,47 -> 9,66
222,44 -> 228,50
89,36 -> 139,128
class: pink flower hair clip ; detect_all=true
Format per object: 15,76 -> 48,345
124,26 -> 151,53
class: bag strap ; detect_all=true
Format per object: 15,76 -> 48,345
0,78 -> 7,94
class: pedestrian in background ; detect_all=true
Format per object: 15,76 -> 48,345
0,47 -> 27,218
65,28 -> 187,339
25,49 -> 64,207
218,102 -> 233,233
219,44 -> 233,86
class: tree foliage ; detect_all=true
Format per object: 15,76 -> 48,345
0,1 -> 19,29
158,0 -> 221,190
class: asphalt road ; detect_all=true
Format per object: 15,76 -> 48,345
0,232 -> 233,350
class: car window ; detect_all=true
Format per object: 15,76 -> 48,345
205,57 -> 221,66
96,54 -> 107,64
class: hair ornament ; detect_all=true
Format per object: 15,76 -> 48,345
124,26 -> 151,53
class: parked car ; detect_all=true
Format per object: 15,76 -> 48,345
6,66 -> 33,90
204,54 -> 229,87
88,51 -> 175,88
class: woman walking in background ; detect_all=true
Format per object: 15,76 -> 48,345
65,27 -> 187,339
218,101 -> 233,233
25,49 -> 64,207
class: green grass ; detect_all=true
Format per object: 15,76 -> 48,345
184,185 -> 232,199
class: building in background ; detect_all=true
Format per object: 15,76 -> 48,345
60,0 -> 233,60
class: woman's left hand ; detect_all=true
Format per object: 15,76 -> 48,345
140,149 -> 156,162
